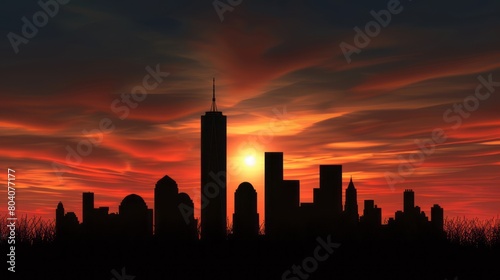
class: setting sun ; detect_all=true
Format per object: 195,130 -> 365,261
244,155 -> 256,167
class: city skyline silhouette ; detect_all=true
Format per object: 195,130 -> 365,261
33,83 -> 497,280
53,80 -> 447,243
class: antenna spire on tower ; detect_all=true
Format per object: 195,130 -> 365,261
211,77 -> 218,112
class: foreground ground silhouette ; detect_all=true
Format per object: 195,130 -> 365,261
10,236 -> 500,280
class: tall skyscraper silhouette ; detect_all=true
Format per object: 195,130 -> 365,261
431,204 -> 444,231
264,152 -> 301,238
317,165 -> 343,220
265,152 -> 283,238
233,182 -> 259,239
404,189 -> 415,214
201,78 -> 227,241
56,202 -> 64,238
82,192 -> 94,225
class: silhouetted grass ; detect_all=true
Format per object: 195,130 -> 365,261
1,214 -> 500,247
445,216 -> 500,248
0,213 -> 55,246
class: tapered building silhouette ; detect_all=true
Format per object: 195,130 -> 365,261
201,78 -> 227,241
344,177 -> 359,225
233,182 -> 259,239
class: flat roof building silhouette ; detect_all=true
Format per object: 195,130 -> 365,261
200,78 -> 227,241
317,165 -> 343,219
431,204 -> 444,232
404,189 -> 415,214
266,152 -> 350,238
82,192 -> 94,225
264,152 -> 283,238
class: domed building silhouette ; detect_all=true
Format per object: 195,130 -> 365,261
178,192 -> 198,240
119,194 -> 153,239
154,175 -> 198,241
233,182 -> 259,239
155,175 -> 180,238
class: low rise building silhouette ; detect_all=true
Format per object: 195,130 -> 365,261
360,200 -> 382,227
386,189 -> 445,241
56,192 -> 153,241
55,202 -> 79,240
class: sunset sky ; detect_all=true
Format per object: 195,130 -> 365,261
1,0 -> 499,226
